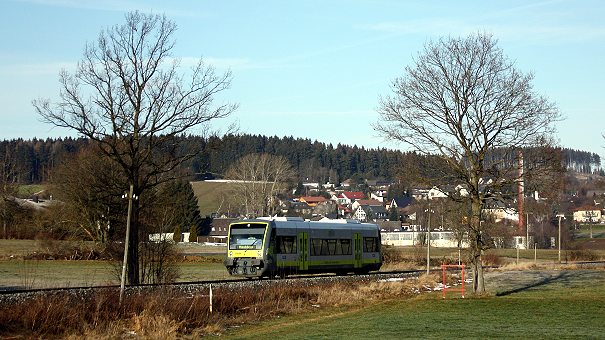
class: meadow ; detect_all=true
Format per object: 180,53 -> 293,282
1,237 -> 604,338
0,239 -> 229,290
219,269 -> 605,339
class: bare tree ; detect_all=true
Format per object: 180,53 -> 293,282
226,153 -> 295,217
33,12 -> 236,284
375,33 -> 560,293
0,144 -> 19,239
51,145 -> 126,241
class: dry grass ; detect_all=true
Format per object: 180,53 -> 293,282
0,274 -> 443,338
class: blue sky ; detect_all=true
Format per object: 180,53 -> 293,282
1,0 -> 604,160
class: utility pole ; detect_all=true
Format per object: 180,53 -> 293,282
556,214 -> 565,264
120,184 -> 135,306
525,212 -> 529,249
426,203 -> 432,275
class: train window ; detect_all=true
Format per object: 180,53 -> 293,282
327,239 -> 337,255
276,236 -> 297,254
311,239 -> 322,256
228,226 -> 265,250
340,239 -> 351,255
363,237 -> 379,252
310,239 -> 353,256
321,239 -> 330,255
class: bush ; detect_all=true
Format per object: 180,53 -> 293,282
481,253 -> 504,266
568,249 -> 599,261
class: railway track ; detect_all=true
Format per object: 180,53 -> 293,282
7,261 -> 604,304
0,270 -> 427,305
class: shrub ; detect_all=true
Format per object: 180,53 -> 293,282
568,249 -> 599,261
481,253 -> 504,267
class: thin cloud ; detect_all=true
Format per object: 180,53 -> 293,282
252,109 -> 373,118
361,0 -> 605,45
10,0 -> 205,18
360,18 -> 477,37
0,61 -> 76,76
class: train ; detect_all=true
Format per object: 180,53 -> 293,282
224,217 -> 382,278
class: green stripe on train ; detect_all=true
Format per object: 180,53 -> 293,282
277,258 -> 380,267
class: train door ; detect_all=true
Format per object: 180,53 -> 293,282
297,232 -> 309,271
354,233 -> 362,268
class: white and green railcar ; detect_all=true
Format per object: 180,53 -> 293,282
224,217 -> 382,277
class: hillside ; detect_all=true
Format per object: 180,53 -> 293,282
191,181 -> 237,217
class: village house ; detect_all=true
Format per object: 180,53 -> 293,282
351,199 -> 383,211
353,204 -> 388,222
299,196 -> 328,207
572,206 -> 603,223
370,190 -> 388,202
483,199 -> 519,223
336,191 -> 365,205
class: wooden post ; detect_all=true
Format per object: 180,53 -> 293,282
209,284 -> 213,313
119,184 -> 134,306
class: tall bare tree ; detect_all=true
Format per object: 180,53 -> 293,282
226,153 -> 295,217
33,12 -> 236,284
0,144 -> 19,239
375,33 -> 560,293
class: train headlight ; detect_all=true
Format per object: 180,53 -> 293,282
229,251 -> 233,257
257,251 -> 262,257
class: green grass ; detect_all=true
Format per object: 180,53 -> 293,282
177,261 -> 231,281
575,224 -> 605,239
385,246 -> 605,262
0,260 -> 116,289
17,184 -> 47,198
0,239 -> 230,289
222,270 -> 605,339
0,260 -> 229,289
0,239 -> 43,258
191,181 -> 237,216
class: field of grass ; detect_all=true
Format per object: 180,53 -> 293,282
384,245 -> 605,264
575,224 -> 605,239
220,270 -> 605,339
17,184 -> 47,197
0,259 -> 230,289
0,239 -> 230,289
190,181 -> 237,216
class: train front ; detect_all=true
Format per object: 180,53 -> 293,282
223,220 -> 271,277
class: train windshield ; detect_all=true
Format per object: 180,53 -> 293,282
228,223 -> 267,250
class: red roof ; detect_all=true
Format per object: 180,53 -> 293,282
300,196 -> 327,204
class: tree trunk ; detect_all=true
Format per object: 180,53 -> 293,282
127,200 -> 140,285
470,196 -> 485,294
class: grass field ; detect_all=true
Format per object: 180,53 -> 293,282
220,270 -> 605,339
0,259 -> 230,290
17,184 -> 47,197
190,181 -> 236,216
0,239 -> 230,289
575,224 -> 605,239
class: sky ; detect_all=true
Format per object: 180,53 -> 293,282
1,0 -> 604,160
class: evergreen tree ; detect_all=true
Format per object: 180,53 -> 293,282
173,225 -> 181,243
159,179 -> 203,236
294,181 -> 304,196
389,206 -> 399,221
188,224 -> 198,242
